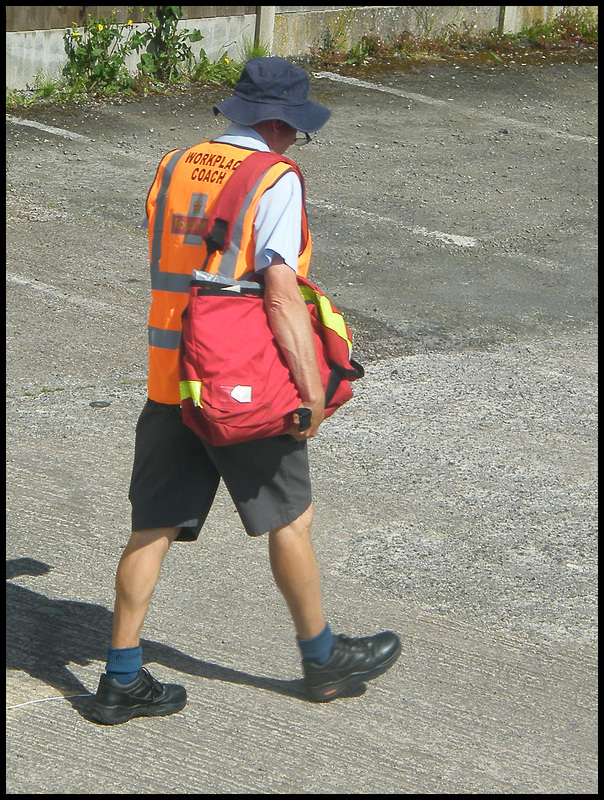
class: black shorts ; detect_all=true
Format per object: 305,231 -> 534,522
128,399 -> 312,539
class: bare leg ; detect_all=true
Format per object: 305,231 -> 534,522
268,504 -> 326,639
111,527 -> 180,649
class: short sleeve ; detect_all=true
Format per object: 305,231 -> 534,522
253,171 -> 302,273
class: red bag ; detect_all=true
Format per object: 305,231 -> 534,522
179,272 -> 363,445
178,150 -> 363,445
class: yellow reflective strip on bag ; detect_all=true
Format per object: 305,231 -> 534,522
298,285 -> 352,352
179,380 -> 203,407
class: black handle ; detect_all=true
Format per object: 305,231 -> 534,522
295,407 -> 312,431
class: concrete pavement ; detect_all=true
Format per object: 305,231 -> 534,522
6,54 -> 597,793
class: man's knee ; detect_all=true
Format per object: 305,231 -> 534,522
126,527 -> 181,551
269,503 -> 313,538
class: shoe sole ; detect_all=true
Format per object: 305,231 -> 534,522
89,697 -> 187,725
306,641 -> 402,703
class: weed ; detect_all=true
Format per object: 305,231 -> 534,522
131,6 -> 203,83
6,71 -> 64,109
6,88 -> 32,109
411,5 -> 439,38
239,32 -> 271,62
32,71 -> 61,98
309,6 -> 597,68
63,11 -> 137,96
188,28 -> 270,86
190,53 -> 241,87
519,7 -> 598,48
391,30 -> 443,59
6,7 -> 598,111
60,5 -> 231,99
312,9 -> 354,67
346,32 -> 390,65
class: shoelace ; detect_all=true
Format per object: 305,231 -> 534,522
334,635 -> 370,655
140,668 -> 165,699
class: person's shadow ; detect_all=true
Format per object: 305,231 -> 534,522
6,558 -> 364,720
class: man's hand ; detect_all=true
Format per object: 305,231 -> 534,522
263,260 -> 325,439
287,398 -> 325,441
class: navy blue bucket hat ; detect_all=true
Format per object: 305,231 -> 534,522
213,56 -> 331,132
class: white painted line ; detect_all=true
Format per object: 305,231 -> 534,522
7,694 -> 89,710
6,273 -> 126,318
411,226 -> 477,248
307,197 -> 478,247
309,197 -> 578,272
315,71 -> 597,144
6,113 -> 89,141
315,70 -> 458,109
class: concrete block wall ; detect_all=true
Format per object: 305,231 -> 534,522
6,13 -> 257,91
272,6 -> 501,58
5,6 -> 597,92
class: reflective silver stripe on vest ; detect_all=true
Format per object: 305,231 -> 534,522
150,148 -> 188,291
148,326 -> 181,350
148,150 -> 188,350
152,271 -> 192,293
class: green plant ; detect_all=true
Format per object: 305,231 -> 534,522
390,29 -> 443,59
6,87 -> 35,109
132,6 -> 203,82
62,6 -> 206,95
32,70 -> 62,98
310,10 -> 353,67
240,33 -> 271,61
519,6 -> 598,48
63,10 -> 137,95
346,31 -> 391,64
190,53 -> 242,86
411,5 -> 438,37
9,6 -> 598,111
6,71 -> 63,108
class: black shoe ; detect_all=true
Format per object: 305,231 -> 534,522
89,667 -> 187,725
303,631 -> 401,702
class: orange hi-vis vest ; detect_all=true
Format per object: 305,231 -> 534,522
145,140 -> 312,404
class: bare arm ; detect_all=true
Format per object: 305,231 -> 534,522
263,260 -> 325,439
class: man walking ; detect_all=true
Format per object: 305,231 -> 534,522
91,57 -> 400,725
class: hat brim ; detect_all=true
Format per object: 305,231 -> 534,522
213,96 -> 331,133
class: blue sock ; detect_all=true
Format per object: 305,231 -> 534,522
297,624 -> 334,664
106,645 -> 143,683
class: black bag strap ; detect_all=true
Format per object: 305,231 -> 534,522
324,359 -> 365,406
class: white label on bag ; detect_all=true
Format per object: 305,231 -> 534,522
230,385 -> 252,403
